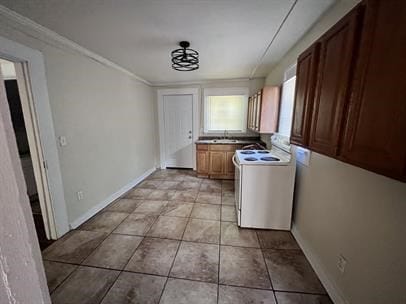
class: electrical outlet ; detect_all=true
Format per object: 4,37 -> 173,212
76,190 -> 84,201
296,146 -> 311,166
337,254 -> 347,274
59,136 -> 67,147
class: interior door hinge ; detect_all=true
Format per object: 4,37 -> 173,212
43,160 -> 48,170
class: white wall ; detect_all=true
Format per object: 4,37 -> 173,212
0,19 -> 158,226
155,77 -> 265,137
264,1 -> 406,303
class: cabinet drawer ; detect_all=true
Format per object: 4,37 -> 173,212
209,144 -> 237,151
196,144 -> 208,151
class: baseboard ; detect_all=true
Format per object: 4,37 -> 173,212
69,167 -> 156,229
291,224 -> 349,304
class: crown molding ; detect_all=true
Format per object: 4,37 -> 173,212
152,77 -> 260,87
0,4 -> 151,86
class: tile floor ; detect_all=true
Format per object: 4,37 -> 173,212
42,169 -> 332,304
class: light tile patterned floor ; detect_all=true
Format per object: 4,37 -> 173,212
42,169 -> 332,304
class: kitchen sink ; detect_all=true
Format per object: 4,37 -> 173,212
211,139 -> 238,143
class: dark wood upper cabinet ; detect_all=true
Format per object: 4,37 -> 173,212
290,0 -> 406,182
308,6 -> 362,156
290,43 -> 319,146
339,0 -> 406,181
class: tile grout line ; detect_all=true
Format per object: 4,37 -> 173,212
47,207 -> 133,302
46,262 -> 78,297
44,171 -> 331,302
157,204 -> 192,304
256,229 -> 278,303
217,182 -> 224,304
44,256 -> 330,297
97,232 -> 146,303
76,211 -> 132,304
75,171 -> 182,303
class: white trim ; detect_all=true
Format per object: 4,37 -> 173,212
69,167 -> 156,229
203,87 -> 249,97
203,87 -> 249,133
15,62 -> 57,240
0,4 -> 151,86
284,63 -> 297,82
153,78 -> 251,87
291,224 -> 349,304
0,35 -> 69,238
157,88 -> 199,170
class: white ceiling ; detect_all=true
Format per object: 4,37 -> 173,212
0,0 -> 335,85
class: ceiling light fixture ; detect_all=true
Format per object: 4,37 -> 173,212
171,41 -> 199,71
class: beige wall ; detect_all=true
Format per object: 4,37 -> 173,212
264,1 -> 406,303
0,20 -> 158,225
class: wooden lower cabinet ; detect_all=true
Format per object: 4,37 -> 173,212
196,150 -> 209,176
225,151 -> 236,175
196,144 -> 242,179
209,152 -> 225,175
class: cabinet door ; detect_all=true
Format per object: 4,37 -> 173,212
259,86 -> 280,133
290,43 -> 319,146
255,92 -> 262,131
252,94 -> 258,131
309,6 -> 362,156
248,97 -> 253,130
340,0 -> 406,181
225,151 -> 236,175
197,151 -> 209,174
209,151 -> 225,175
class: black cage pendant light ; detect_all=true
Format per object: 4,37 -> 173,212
171,41 -> 199,71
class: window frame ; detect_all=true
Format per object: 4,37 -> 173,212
277,63 -> 297,138
203,87 -> 249,134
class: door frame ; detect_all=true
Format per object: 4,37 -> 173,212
0,67 -> 51,304
157,88 -> 199,170
0,35 -> 69,238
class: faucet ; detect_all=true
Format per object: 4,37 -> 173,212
223,130 -> 228,139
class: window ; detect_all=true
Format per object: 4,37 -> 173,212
204,88 -> 248,133
278,64 -> 296,137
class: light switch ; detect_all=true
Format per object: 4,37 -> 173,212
59,136 -> 67,147
296,146 -> 311,166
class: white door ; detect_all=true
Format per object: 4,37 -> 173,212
163,94 -> 194,168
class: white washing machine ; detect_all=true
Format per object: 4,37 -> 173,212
232,144 -> 296,230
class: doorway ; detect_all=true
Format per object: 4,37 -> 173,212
163,94 -> 194,168
158,88 -> 199,170
1,58 -> 53,248
0,35 -> 70,240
